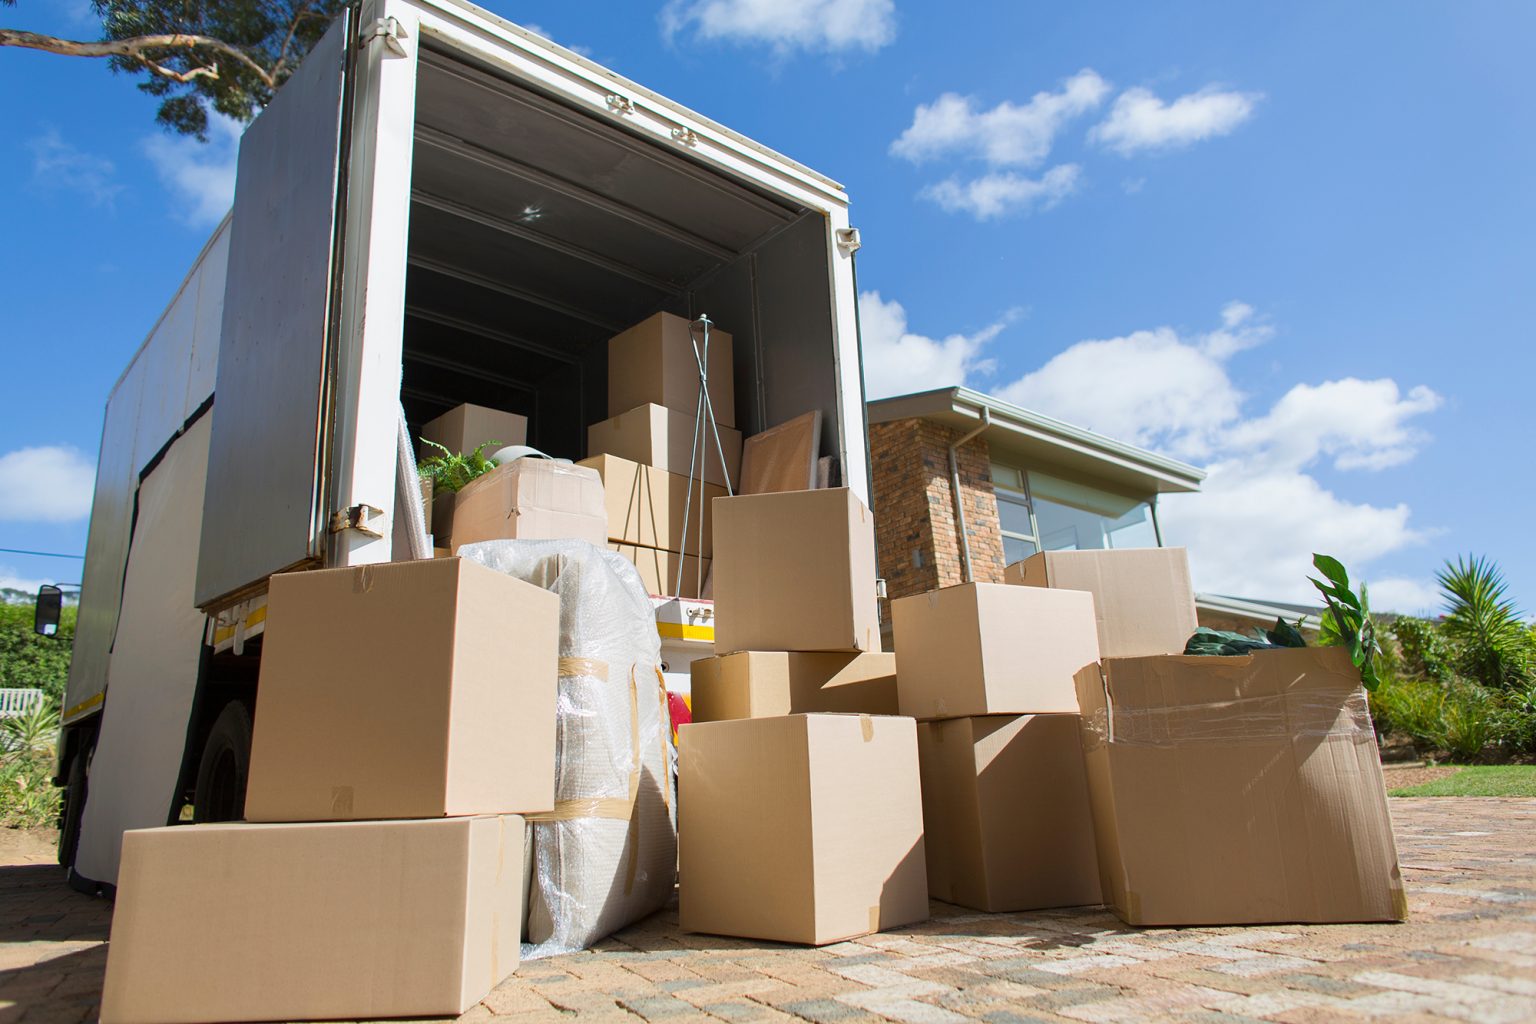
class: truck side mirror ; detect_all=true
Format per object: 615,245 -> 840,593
34,585 -> 63,638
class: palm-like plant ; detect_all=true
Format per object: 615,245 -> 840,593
1436,556 -> 1534,691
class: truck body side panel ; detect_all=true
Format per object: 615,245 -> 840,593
195,14 -> 351,606
63,224 -> 229,724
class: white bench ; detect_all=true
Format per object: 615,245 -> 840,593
0,688 -> 45,719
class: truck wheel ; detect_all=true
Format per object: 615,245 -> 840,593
57,747 -> 89,869
194,701 -> 253,822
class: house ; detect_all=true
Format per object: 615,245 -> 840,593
866,386 -> 1318,641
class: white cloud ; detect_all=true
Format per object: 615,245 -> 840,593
29,129 -> 123,207
891,70 -> 1110,167
519,22 -> 593,57
0,567 -> 53,599
1091,85 -> 1261,155
141,112 -> 242,227
662,0 -> 895,54
0,446 -> 96,523
921,164 -> 1082,220
858,291 -> 1011,400
993,303 -> 1439,604
1369,577 -> 1443,617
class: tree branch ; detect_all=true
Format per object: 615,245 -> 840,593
0,28 -> 276,89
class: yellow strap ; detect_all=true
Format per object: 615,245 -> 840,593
526,797 -> 635,822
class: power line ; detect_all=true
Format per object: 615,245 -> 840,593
0,547 -> 86,560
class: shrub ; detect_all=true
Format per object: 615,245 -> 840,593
0,602 -> 75,702
1391,616 -> 1453,683
0,698 -> 62,829
1437,556 -> 1534,691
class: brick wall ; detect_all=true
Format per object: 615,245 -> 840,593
870,417 -> 1006,632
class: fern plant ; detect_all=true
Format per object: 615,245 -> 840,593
417,439 -> 501,495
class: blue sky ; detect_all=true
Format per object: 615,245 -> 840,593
2,0 -> 1532,612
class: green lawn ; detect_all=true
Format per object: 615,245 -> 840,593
1390,765 -> 1536,797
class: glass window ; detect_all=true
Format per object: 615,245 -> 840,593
996,491 -> 1034,537
1003,534 -> 1038,565
1029,471 -> 1158,552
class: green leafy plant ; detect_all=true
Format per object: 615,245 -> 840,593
1436,555 -> 1534,691
0,697 -> 62,829
1309,553 -> 1381,690
1392,616 -> 1453,683
0,601 -> 75,702
417,439 -> 501,495
1184,617 -> 1307,657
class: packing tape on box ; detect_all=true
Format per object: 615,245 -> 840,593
558,656 -> 608,681
1081,689 -> 1373,750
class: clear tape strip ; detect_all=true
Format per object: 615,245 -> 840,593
1082,689 -> 1374,750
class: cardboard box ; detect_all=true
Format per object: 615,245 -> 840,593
1075,647 -> 1407,926
608,311 -> 735,428
679,714 -> 928,945
713,488 -> 880,654
579,453 -> 723,556
418,402 -> 527,460
892,583 -> 1099,718
100,816 -> 524,1024
245,558 -> 558,821
1007,548 -> 1198,659
609,542 -> 710,599
588,403 -> 743,489
691,651 -> 899,722
918,715 -> 1100,912
447,458 -> 607,549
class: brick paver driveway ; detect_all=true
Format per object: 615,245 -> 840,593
3,798 -> 1533,1024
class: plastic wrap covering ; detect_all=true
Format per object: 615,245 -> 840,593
457,539 -> 675,958
1081,685 -> 1373,752
394,404 -> 432,560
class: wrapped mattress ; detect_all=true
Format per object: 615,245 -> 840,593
458,539 -> 676,958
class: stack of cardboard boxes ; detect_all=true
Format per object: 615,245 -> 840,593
583,313 -> 742,598
418,402 -> 607,551
99,558 -> 561,1024
678,488 -> 929,945
892,576 -> 1105,912
895,546 -> 1406,927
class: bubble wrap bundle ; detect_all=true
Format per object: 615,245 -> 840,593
458,539 -> 677,958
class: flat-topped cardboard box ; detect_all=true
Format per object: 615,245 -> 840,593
100,815 -> 525,1024
1007,547 -> 1198,658
1075,647 -> 1406,926
892,582 -> 1099,718
607,311 -> 735,428
418,402 -> 527,460
245,558 -> 558,821
580,453 -> 723,556
589,403 -> 742,489
679,714 -> 928,945
690,651 -> 899,722
444,457 -> 606,549
712,488 -> 880,654
919,715 -> 1100,913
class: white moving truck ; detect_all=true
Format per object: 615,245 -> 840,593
53,0 -> 871,889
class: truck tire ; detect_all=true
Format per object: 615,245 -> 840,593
57,747 -> 89,869
193,700 -> 253,823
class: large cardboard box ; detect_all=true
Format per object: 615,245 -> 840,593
892,583 -> 1099,718
588,403 -> 743,489
245,558 -> 558,821
580,453 -> 723,556
609,541 -> 710,599
679,714 -> 928,945
1007,548 -> 1198,659
918,715 -> 1101,912
100,816 -> 524,1024
418,402 -> 527,459
691,651 -> 899,722
1075,647 -> 1407,926
448,457 -> 606,549
713,488 -> 880,654
608,311 -> 735,428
